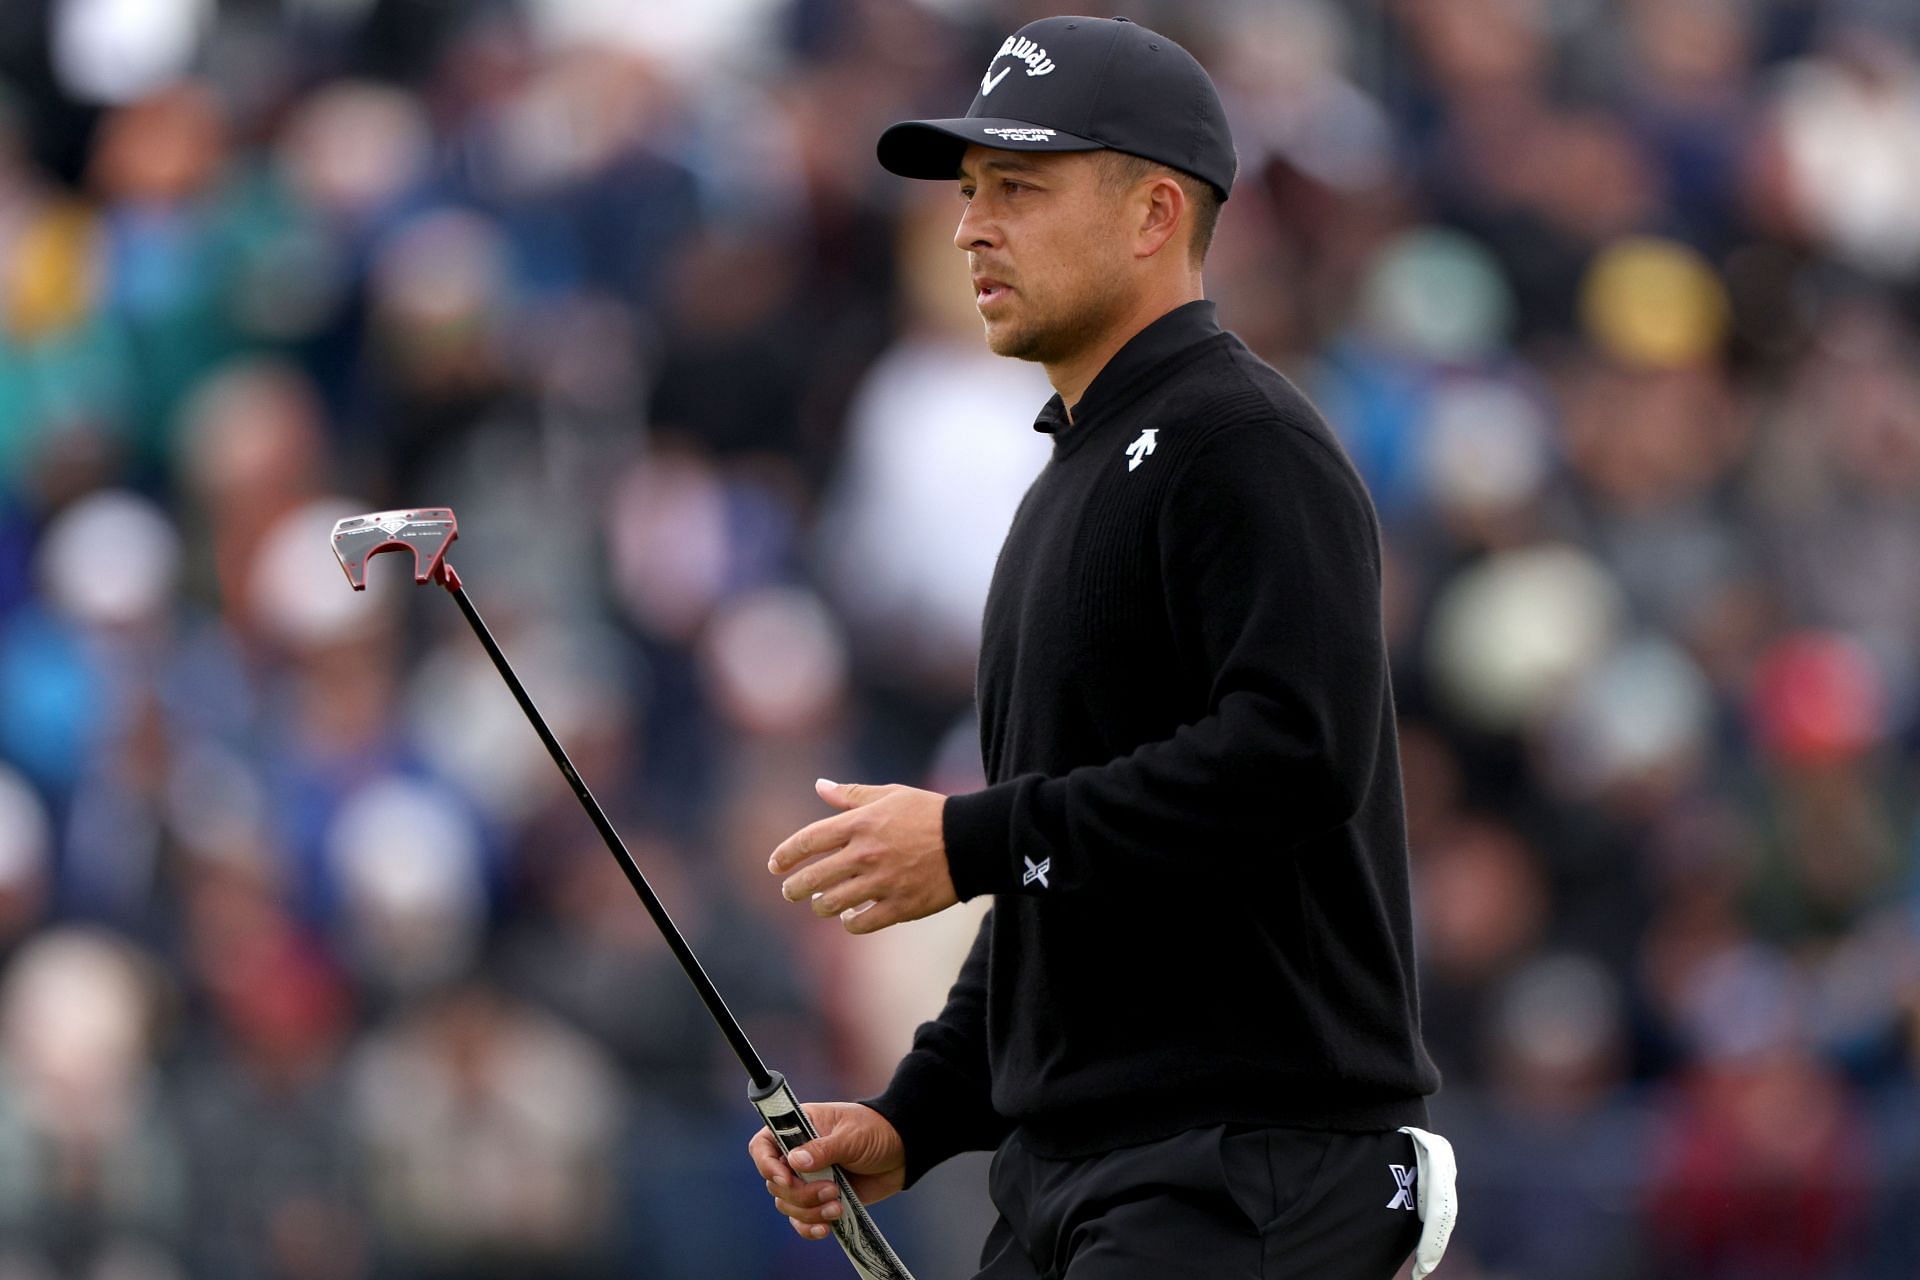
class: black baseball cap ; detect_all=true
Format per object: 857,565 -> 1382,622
877,15 -> 1236,201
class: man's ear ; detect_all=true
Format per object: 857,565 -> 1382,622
1134,174 -> 1187,260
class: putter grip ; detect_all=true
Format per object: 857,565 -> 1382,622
751,1072 -> 917,1280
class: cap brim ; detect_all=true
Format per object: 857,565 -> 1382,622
877,118 -> 1104,181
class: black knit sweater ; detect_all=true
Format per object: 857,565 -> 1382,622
866,301 -> 1439,1185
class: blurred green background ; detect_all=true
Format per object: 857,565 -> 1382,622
0,0 -> 1918,1276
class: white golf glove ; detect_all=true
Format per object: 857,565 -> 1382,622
1395,1126 -> 1458,1278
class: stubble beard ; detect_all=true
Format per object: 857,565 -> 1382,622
983,270 -> 1133,367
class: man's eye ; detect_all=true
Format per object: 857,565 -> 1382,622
959,187 -> 975,201
1004,181 -> 1025,194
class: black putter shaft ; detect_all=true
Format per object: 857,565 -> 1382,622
432,563 -> 917,1280
437,564 -> 771,1089
327,506 -> 916,1280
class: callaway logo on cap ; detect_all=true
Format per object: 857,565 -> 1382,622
877,15 -> 1236,200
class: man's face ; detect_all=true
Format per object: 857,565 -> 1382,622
954,146 -> 1134,365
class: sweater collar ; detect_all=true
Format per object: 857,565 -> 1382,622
1031,300 -> 1222,450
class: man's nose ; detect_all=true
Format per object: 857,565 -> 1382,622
954,201 -> 997,252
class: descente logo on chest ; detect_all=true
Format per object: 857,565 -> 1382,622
1125,429 -> 1158,471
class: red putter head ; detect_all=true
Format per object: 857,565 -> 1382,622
330,508 -> 458,589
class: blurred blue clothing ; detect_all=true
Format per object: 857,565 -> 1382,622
0,604 -> 102,792
1434,1088 -> 1654,1280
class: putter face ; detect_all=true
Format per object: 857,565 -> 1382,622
331,508 -> 458,589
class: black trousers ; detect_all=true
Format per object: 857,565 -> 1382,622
975,1125 -> 1424,1280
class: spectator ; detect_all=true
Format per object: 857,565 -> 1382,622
0,3 -> 1913,1275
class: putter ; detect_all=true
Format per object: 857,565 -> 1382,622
331,507 -> 916,1280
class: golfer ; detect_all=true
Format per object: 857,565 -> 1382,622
752,16 -> 1452,1278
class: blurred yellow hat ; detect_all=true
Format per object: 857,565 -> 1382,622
7,203 -> 98,341
1579,235 -> 1729,368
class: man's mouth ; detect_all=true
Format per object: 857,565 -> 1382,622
974,277 -> 1012,307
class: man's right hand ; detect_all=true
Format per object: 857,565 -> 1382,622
748,1101 -> 908,1240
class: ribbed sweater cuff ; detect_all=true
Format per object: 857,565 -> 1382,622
942,784 -> 1021,900
860,1056 -> 994,1189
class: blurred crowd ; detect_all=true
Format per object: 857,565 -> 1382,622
0,0 -> 1919,1276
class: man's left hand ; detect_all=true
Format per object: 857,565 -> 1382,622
769,779 -> 956,934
